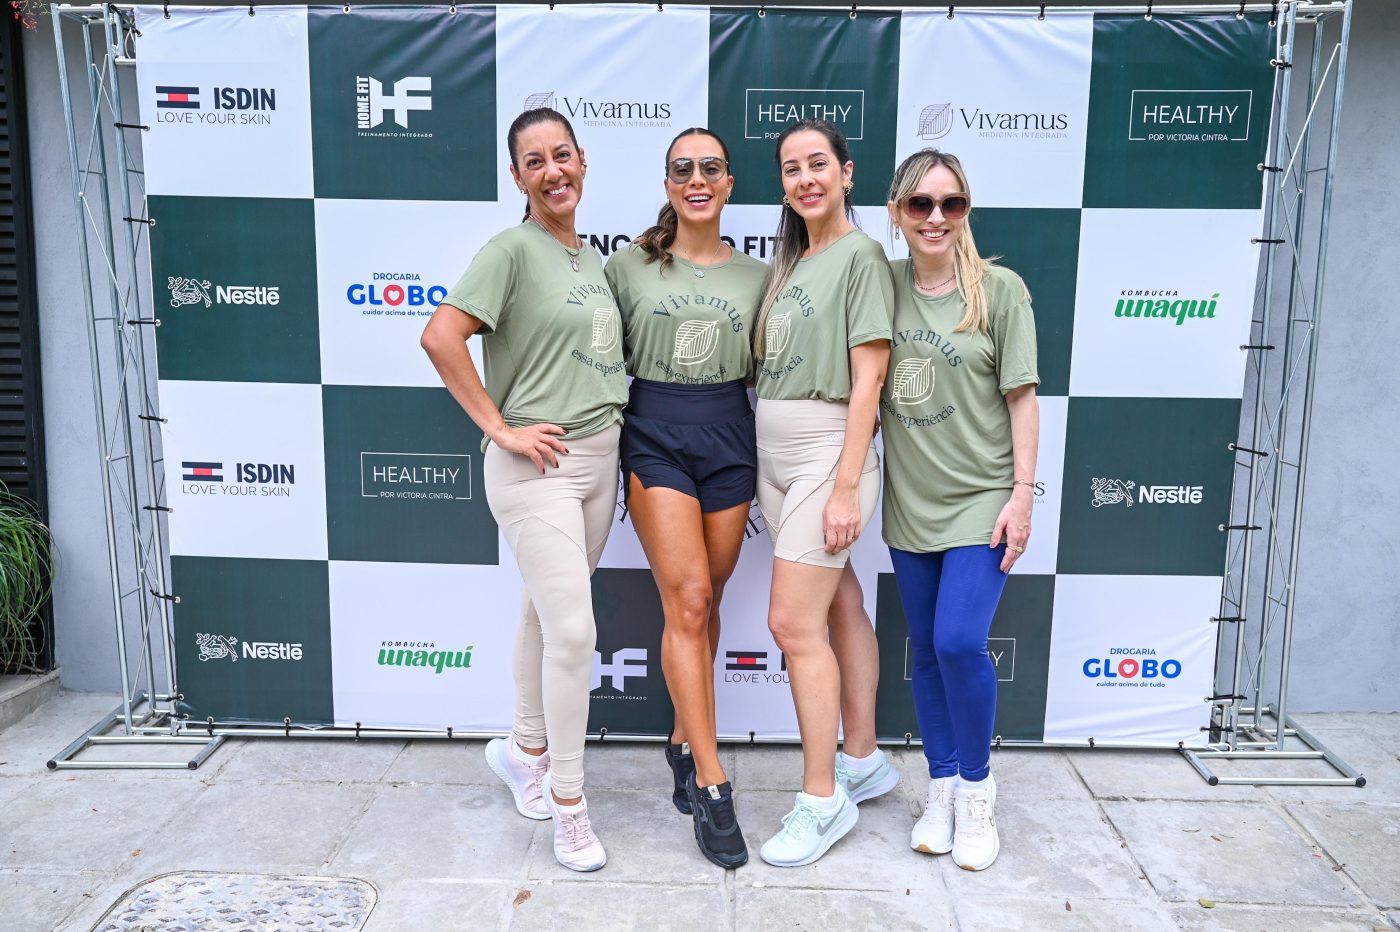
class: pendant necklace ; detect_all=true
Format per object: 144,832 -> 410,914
913,266 -> 957,295
674,244 -> 728,279
529,215 -> 583,272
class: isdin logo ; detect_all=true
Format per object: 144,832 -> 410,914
890,357 -> 935,405
196,633 -> 238,663
356,76 -> 432,129
1090,477 -> 1135,508
169,276 -> 213,308
673,320 -> 719,365
918,103 -> 953,141
1114,290 -> 1218,326
764,313 -> 792,360
591,308 -> 619,352
591,648 -> 648,693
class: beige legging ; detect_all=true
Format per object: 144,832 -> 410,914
483,423 -> 620,799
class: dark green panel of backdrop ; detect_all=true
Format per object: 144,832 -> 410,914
1057,396 -> 1239,575
150,196 -> 319,384
1083,13 -> 1274,208
588,568 -> 674,736
709,8 -> 900,206
970,208 -> 1080,397
322,385 -> 496,564
172,556 -> 333,724
308,6 -> 496,200
875,572 -> 1054,744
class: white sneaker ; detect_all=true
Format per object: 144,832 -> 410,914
542,773 -> 607,872
952,773 -> 999,871
759,786 -> 859,867
485,737 -> 550,821
836,749 -> 901,804
910,775 -> 956,855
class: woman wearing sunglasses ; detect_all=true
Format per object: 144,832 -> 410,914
752,119 -> 898,868
604,128 -> 766,870
422,107 -> 625,873
882,149 -> 1040,872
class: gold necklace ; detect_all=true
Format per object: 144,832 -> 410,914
913,266 -> 957,295
528,215 -> 583,272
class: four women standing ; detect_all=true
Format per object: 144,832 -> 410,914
425,110 -> 1038,875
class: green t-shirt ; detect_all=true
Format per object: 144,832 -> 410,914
604,244 -> 767,384
880,260 -> 1040,553
756,229 -> 894,402
441,223 -> 628,448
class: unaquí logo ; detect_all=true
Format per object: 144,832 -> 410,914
919,102 -> 1069,141
1082,647 -> 1181,683
1114,289 -> 1218,326
196,633 -> 303,662
1090,477 -> 1203,507
167,276 -> 281,308
377,641 -> 473,674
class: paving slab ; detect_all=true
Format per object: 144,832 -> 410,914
332,782 -> 535,883
952,895 -> 1176,930
985,748 -> 1093,800
732,885 -> 955,931
1070,749 -> 1259,801
510,880 -> 730,931
728,745 -> 806,793
0,868 -> 110,932
214,736 -> 406,784
1285,800 -> 1400,907
1255,728 -> 1400,804
937,794 -> 1151,902
1169,903 -> 1391,931
380,738 -> 501,786
1101,799 -> 1367,908
359,878 -> 515,931
1387,909 -> 1400,931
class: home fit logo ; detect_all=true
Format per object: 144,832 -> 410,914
746,89 -> 864,140
1114,289 -> 1219,325
168,277 -> 281,308
724,650 -> 788,685
903,637 -> 1016,683
195,633 -> 304,662
347,273 -> 446,318
523,92 -> 673,129
377,640 -> 473,674
355,76 -> 432,136
1082,648 -> 1182,687
918,102 -> 1069,141
154,84 -> 277,126
1090,478 -> 1203,507
591,648 -> 647,695
1129,90 -> 1252,142
360,453 -> 471,501
181,461 -> 295,498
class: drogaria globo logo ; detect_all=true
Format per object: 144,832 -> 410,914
1082,648 -> 1181,684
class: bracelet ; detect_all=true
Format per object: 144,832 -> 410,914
1013,479 -> 1036,489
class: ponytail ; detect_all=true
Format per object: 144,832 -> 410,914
634,202 -> 681,270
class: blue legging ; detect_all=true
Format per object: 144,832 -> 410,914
889,544 -> 1008,782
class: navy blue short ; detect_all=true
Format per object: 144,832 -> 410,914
620,378 -> 757,513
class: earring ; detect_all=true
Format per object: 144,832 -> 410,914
894,228 -> 901,239
782,195 -> 790,208
843,180 -> 854,196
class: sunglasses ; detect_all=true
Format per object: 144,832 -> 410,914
900,193 -> 971,221
667,156 -> 729,184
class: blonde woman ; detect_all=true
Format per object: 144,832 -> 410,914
882,149 -> 1040,872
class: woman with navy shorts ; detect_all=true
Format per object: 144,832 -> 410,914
604,127 -> 766,869
883,149 -> 1040,872
752,120 -> 900,868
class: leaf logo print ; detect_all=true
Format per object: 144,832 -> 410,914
591,307 -> 619,352
891,357 -> 935,405
764,313 -> 792,361
673,319 -> 719,365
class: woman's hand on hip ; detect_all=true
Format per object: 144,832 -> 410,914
822,484 -> 863,554
494,423 -> 569,473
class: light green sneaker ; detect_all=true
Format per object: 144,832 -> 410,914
758,787 -> 859,867
836,749 -> 901,804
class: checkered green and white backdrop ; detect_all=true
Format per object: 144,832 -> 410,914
134,3 -> 1276,747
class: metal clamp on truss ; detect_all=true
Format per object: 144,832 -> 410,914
1227,442 -> 1269,457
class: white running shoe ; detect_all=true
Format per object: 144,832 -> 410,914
910,775 -> 956,855
485,737 -> 550,821
836,749 -> 901,804
759,786 -> 859,867
542,773 -> 607,872
952,773 -> 999,871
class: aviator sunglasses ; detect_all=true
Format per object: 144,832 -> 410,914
667,156 -> 729,184
901,193 -> 971,221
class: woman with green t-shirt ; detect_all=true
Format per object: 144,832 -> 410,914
752,119 -> 900,869
882,149 -> 1040,873
604,127 -> 766,870
421,107 -> 626,874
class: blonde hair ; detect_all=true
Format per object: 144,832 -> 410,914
887,149 -> 995,334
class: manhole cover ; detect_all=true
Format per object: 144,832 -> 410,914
91,871 -> 377,931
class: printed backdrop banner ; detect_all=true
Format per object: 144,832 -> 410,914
135,4 -> 1277,747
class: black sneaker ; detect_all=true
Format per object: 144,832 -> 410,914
686,773 -> 749,869
664,742 -> 694,814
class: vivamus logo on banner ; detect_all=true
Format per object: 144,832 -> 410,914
522,92 -> 673,129
918,102 -> 1069,141
168,277 -> 281,308
154,84 -> 277,126
195,633 -> 303,662
746,89 -> 864,140
1083,647 -> 1182,687
591,648 -> 648,694
377,640 -> 473,674
1115,289 -> 1220,325
1129,90 -> 1253,143
1091,477 -> 1203,507
347,272 -> 446,318
356,76 -> 432,136
360,452 -> 472,502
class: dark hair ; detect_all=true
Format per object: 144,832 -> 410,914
755,120 -> 856,358
507,107 -> 581,221
634,127 -> 732,270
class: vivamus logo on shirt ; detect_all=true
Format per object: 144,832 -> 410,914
591,308 -> 619,352
673,320 -> 719,365
890,358 -> 935,405
764,313 -> 792,360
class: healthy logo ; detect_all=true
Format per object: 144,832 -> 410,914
1090,477 -> 1135,508
356,76 -> 432,129
745,89 -> 865,141
918,103 -> 954,140
890,357 -> 935,406
1114,290 -> 1218,325
764,313 -> 792,360
196,633 -> 238,663
591,647 -> 648,693
168,277 -> 213,308
591,307 -> 620,352
673,319 -> 719,365
360,452 -> 471,501
1129,90 -> 1252,142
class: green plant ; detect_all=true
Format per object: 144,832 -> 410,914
0,483 -> 53,674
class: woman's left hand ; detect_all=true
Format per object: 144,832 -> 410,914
822,484 -> 863,554
990,489 -> 1033,573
